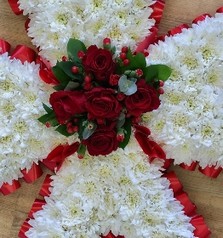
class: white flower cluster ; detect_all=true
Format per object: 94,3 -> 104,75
27,137 -> 194,238
0,53 -> 73,186
18,0 -> 155,65
145,13 -> 223,168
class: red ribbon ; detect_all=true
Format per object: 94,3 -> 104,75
18,218 -> 31,238
165,172 -> 197,217
175,192 -> 197,217
164,171 -> 183,194
134,125 -> 166,161
191,215 -> 211,238
168,24 -> 189,36
216,7 -> 223,13
149,0 -> 165,24
42,142 -> 80,172
0,39 -> 11,54
39,174 -> 52,197
0,180 -> 21,195
101,232 -> 124,238
8,0 -> 23,15
21,163 -> 43,183
136,27 -> 158,53
135,0 -> 165,52
28,199 -> 46,219
192,14 -> 211,24
180,161 -> 198,171
10,45 -> 36,63
36,56 -> 60,85
198,165 -> 222,178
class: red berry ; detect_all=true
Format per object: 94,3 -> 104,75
117,133 -> 125,142
109,74 -> 119,86
71,66 -> 79,74
159,80 -> 164,87
78,50 -> 85,59
61,56 -> 68,61
78,154 -> 84,159
135,69 -> 143,77
143,51 -> 149,57
120,52 -> 127,60
103,37 -> 111,45
117,93 -> 125,101
123,59 -> 130,66
84,75 -> 92,83
158,87 -> 164,94
45,122 -> 51,128
121,46 -> 128,53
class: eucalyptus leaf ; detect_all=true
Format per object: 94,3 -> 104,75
118,75 -> 137,96
117,112 -> 126,129
82,122 -> 97,140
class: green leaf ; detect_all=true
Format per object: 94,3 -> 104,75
57,61 -> 82,80
38,111 -> 59,127
117,50 -> 146,74
67,38 -> 86,63
55,124 -> 73,137
119,118 -> 132,149
52,65 -> 71,90
42,103 -> 53,114
144,64 -> 172,83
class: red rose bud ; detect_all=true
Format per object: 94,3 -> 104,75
71,66 -> 79,74
158,87 -> 164,94
135,69 -> 143,77
103,38 -> 111,45
61,56 -> 68,61
78,50 -> 85,59
159,80 -> 164,87
109,74 -> 120,86
117,132 -> 125,142
84,75 -> 92,83
121,46 -> 128,53
123,59 -> 130,66
120,52 -> 127,60
117,93 -> 125,101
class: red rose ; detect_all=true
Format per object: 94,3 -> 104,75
84,126 -> 119,156
82,45 -> 115,82
125,79 -> 160,117
85,87 -> 122,121
49,91 -> 86,124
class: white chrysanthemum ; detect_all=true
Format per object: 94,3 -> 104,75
26,137 -> 194,238
18,0 -> 156,65
145,13 -> 223,168
0,53 -> 74,186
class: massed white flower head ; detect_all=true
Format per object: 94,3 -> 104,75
18,0 -> 156,65
26,137 -> 195,238
0,53 -> 73,186
145,13 -> 223,168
